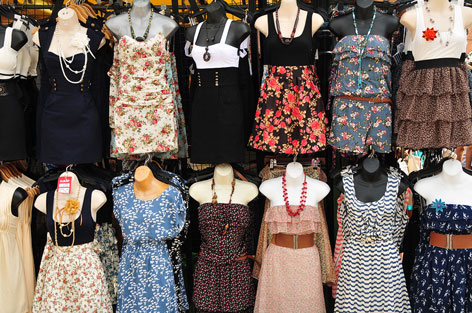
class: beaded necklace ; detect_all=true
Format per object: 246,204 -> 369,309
211,177 -> 236,235
282,172 -> 308,217
352,7 -> 377,90
275,7 -> 301,45
128,8 -> 154,42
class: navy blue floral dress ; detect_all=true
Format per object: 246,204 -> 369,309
410,203 -> 472,312
329,35 -> 393,154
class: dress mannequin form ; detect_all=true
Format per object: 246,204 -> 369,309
414,159 -> 472,205
133,165 -> 169,200
335,157 -> 409,202
10,187 -> 28,218
260,162 -> 330,207
106,0 -> 178,40
32,8 -> 105,56
185,1 -> 250,49
0,26 -> 27,52
254,0 -> 324,37
189,163 -> 258,205
401,0 -> 472,36
329,0 -> 399,38
34,171 -> 107,222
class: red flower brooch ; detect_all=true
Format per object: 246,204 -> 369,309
422,27 -> 438,41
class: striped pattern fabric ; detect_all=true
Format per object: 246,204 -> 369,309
334,168 -> 411,312
332,194 -> 344,299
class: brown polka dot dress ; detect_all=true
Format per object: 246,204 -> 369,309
193,203 -> 255,312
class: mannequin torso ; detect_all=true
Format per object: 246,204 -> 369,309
414,159 -> 472,205
401,0 -> 472,38
329,0 -> 399,38
185,1 -> 250,49
189,163 -> 258,205
32,8 -> 105,56
34,172 -> 106,222
106,0 -> 178,40
260,162 -> 330,207
133,165 -> 169,201
10,187 -> 28,217
254,0 -> 324,37
335,157 -> 409,202
0,27 -> 27,52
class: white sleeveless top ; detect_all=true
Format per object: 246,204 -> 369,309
0,28 -> 19,79
186,19 -> 244,69
411,0 -> 466,61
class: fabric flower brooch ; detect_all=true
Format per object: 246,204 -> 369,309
422,28 -> 438,41
432,199 -> 446,213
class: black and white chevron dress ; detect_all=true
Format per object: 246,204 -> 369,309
334,168 -> 411,312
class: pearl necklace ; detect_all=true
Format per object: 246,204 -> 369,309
425,3 -> 455,46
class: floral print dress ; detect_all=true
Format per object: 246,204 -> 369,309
329,35 -> 393,154
109,35 -> 188,159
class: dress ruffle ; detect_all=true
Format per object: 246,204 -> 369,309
265,205 -> 321,235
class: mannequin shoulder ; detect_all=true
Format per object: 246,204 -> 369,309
91,189 -> 107,210
413,176 -> 436,199
189,179 -> 212,202
307,177 -> 330,198
462,6 -> 472,29
34,192 -> 48,214
259,176 -> 281,197
328,13 -> 351,38
400,8 -> 417,32
11,28 -> 28,51
105,13 -> 127,37
377,13 -> 399,34
229,20 -> 250,37
236,180 -> 259,202
254,14 -> 269,37
153,14 -> 178,38
185,24 -> 198,42
311,11 -> 325,35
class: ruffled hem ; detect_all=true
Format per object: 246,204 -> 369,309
395,119 -> 472,149
265,205 -> 321,224
397,61 -> 469,97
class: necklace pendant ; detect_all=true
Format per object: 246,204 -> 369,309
136,36 -> 145,42
222,224 -> 230,235
203,47 -> 211,62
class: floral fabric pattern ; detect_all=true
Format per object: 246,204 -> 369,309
109,35 -> 181,158
410,203 -> 472,312
248,65 -> 328,155
96,223 -> 119,305
32,232 -> 113,313
112,180 -> 187,313
329,35 -> 393,154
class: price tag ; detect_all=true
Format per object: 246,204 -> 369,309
57,177 -> 72,194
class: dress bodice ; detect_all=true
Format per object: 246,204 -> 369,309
264,204 -> 321,235
331,35 -> 391,98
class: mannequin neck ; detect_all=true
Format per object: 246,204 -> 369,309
427,0 -> 450,11
134,165 -> 156,192
285,162 -> 305,186
131,0 -> 152,18
440,159 -> 466,185
58,172 -> 82,197
278,0 -> 299,16
206,1 -> 227,24
213,163 -> 234,185
56,8 -> 81,33
354,3 -> 375,20
358,157 -> 383,183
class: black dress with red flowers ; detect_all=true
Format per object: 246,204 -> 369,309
193,202 -> 255,313
248,12 -> 328,155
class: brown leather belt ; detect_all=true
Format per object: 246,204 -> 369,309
430,232 -> 472,250
271,233 -> 314,249
337,95 -> 392,103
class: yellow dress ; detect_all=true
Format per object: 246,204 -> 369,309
0,181 -> 29,313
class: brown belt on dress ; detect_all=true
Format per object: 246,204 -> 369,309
430,232 -> 472,250
337,95 -> 392,103
271,233 -> 314,249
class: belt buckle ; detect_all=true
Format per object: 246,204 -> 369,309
293,235 -> 299,249
446,234 -> 453,250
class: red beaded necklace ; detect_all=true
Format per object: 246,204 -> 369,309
282,172 -> 308,217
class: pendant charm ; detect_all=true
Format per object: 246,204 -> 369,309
222,224 -> 229,235
136,36 -> 145,42
422,27 -> 438,41
432,199 -> 446,214
203,47 -> 211,62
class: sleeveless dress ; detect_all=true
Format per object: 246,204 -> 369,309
395,0 -> 472,149
112,180 -> 188,313
193,203 -> 255,312
248,12 -> 328,155
254,204 -> 326,313
36,23 -> 104,164
0,27 -> 27,161
186,19 -> 248,164
410,202 -> 472,312
0,181 -> 29,313
329,35 -> 393,154
334,169 -> 411,312
109,34 -> 187,160
33,188 -> 112,312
